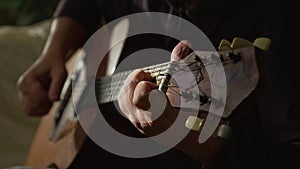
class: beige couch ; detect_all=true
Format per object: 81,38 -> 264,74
0,19 -> 51,168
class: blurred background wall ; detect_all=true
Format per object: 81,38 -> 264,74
0,0 -> 59,26
0,0 -> 59,168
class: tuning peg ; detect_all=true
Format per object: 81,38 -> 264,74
218,39 -> 232,51
231,37 -> 253,49
253,37 -> 271,51
185,116 -> 204,131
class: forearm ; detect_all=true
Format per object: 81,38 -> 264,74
40,16 -> 86,62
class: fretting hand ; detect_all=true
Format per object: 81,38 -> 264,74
117,40 -> 191,136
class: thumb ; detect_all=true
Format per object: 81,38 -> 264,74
49,68 -> 67,101
171,40 -> 191,62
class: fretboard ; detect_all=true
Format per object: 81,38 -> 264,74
95,61 -> 172,104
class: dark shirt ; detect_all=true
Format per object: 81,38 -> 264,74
53,0 -> 300,169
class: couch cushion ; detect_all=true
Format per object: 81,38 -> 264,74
0,19 -> 51,168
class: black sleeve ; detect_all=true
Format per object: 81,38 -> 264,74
53,0 -> 103,36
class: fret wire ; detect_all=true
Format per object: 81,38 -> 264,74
94,54 -> 234,105
98,63 -> 171,87
96,66 -> 170,87
95,60 -> 207,104
95,62 -> 172,104
96,63 -> 191,95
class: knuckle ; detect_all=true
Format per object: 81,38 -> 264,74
133,69 -> 145,78
136,81 -> 155,94
16,75 -> 27,91
134,69 -> 144,74
138,81 -> 149,88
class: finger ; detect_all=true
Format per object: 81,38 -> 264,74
21,95 -> 52,116
118,70 -> 154,125
135,110 -> 153,132
118,70 -> 147,117
171,40 -> 191,61
126,109 -> 154,133
133,81 -> 158,109
18,77 -> 52,116
127,112 -> 142,129
136,109 -> 150,126
48,67 -> 67,101
123,69 -> 153,101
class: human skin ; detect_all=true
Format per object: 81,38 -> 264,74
17,17 -> 86,116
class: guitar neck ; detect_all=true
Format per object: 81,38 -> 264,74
95,61 -> 171,104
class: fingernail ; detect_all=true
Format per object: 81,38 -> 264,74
181,40 -> 192,48
171,40 -> 192,61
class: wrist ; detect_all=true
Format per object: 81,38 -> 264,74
43,50 -> 77,63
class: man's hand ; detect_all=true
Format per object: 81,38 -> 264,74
117,40 -> 191,136
17,56 -> 67,116
16,17 -> 86,116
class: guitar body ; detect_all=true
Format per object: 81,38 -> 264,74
25,107 -> 85,169
25,99 -> 152,169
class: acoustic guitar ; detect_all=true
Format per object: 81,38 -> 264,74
24,19 -> 271,169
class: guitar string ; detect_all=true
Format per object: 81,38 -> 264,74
95,59 -> 220,94
95,62 -> 215,104
96,62 -> 172,103
94,53 -> 237,104
95,61 -> 205,104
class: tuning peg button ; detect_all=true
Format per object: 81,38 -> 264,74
231,37 -> 253,49
218,39 -> 232,51
253,37 -> 271,51
185,116 -> 204,131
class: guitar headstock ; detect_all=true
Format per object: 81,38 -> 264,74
166,37 -> 271,119
161,37 -> 272,140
